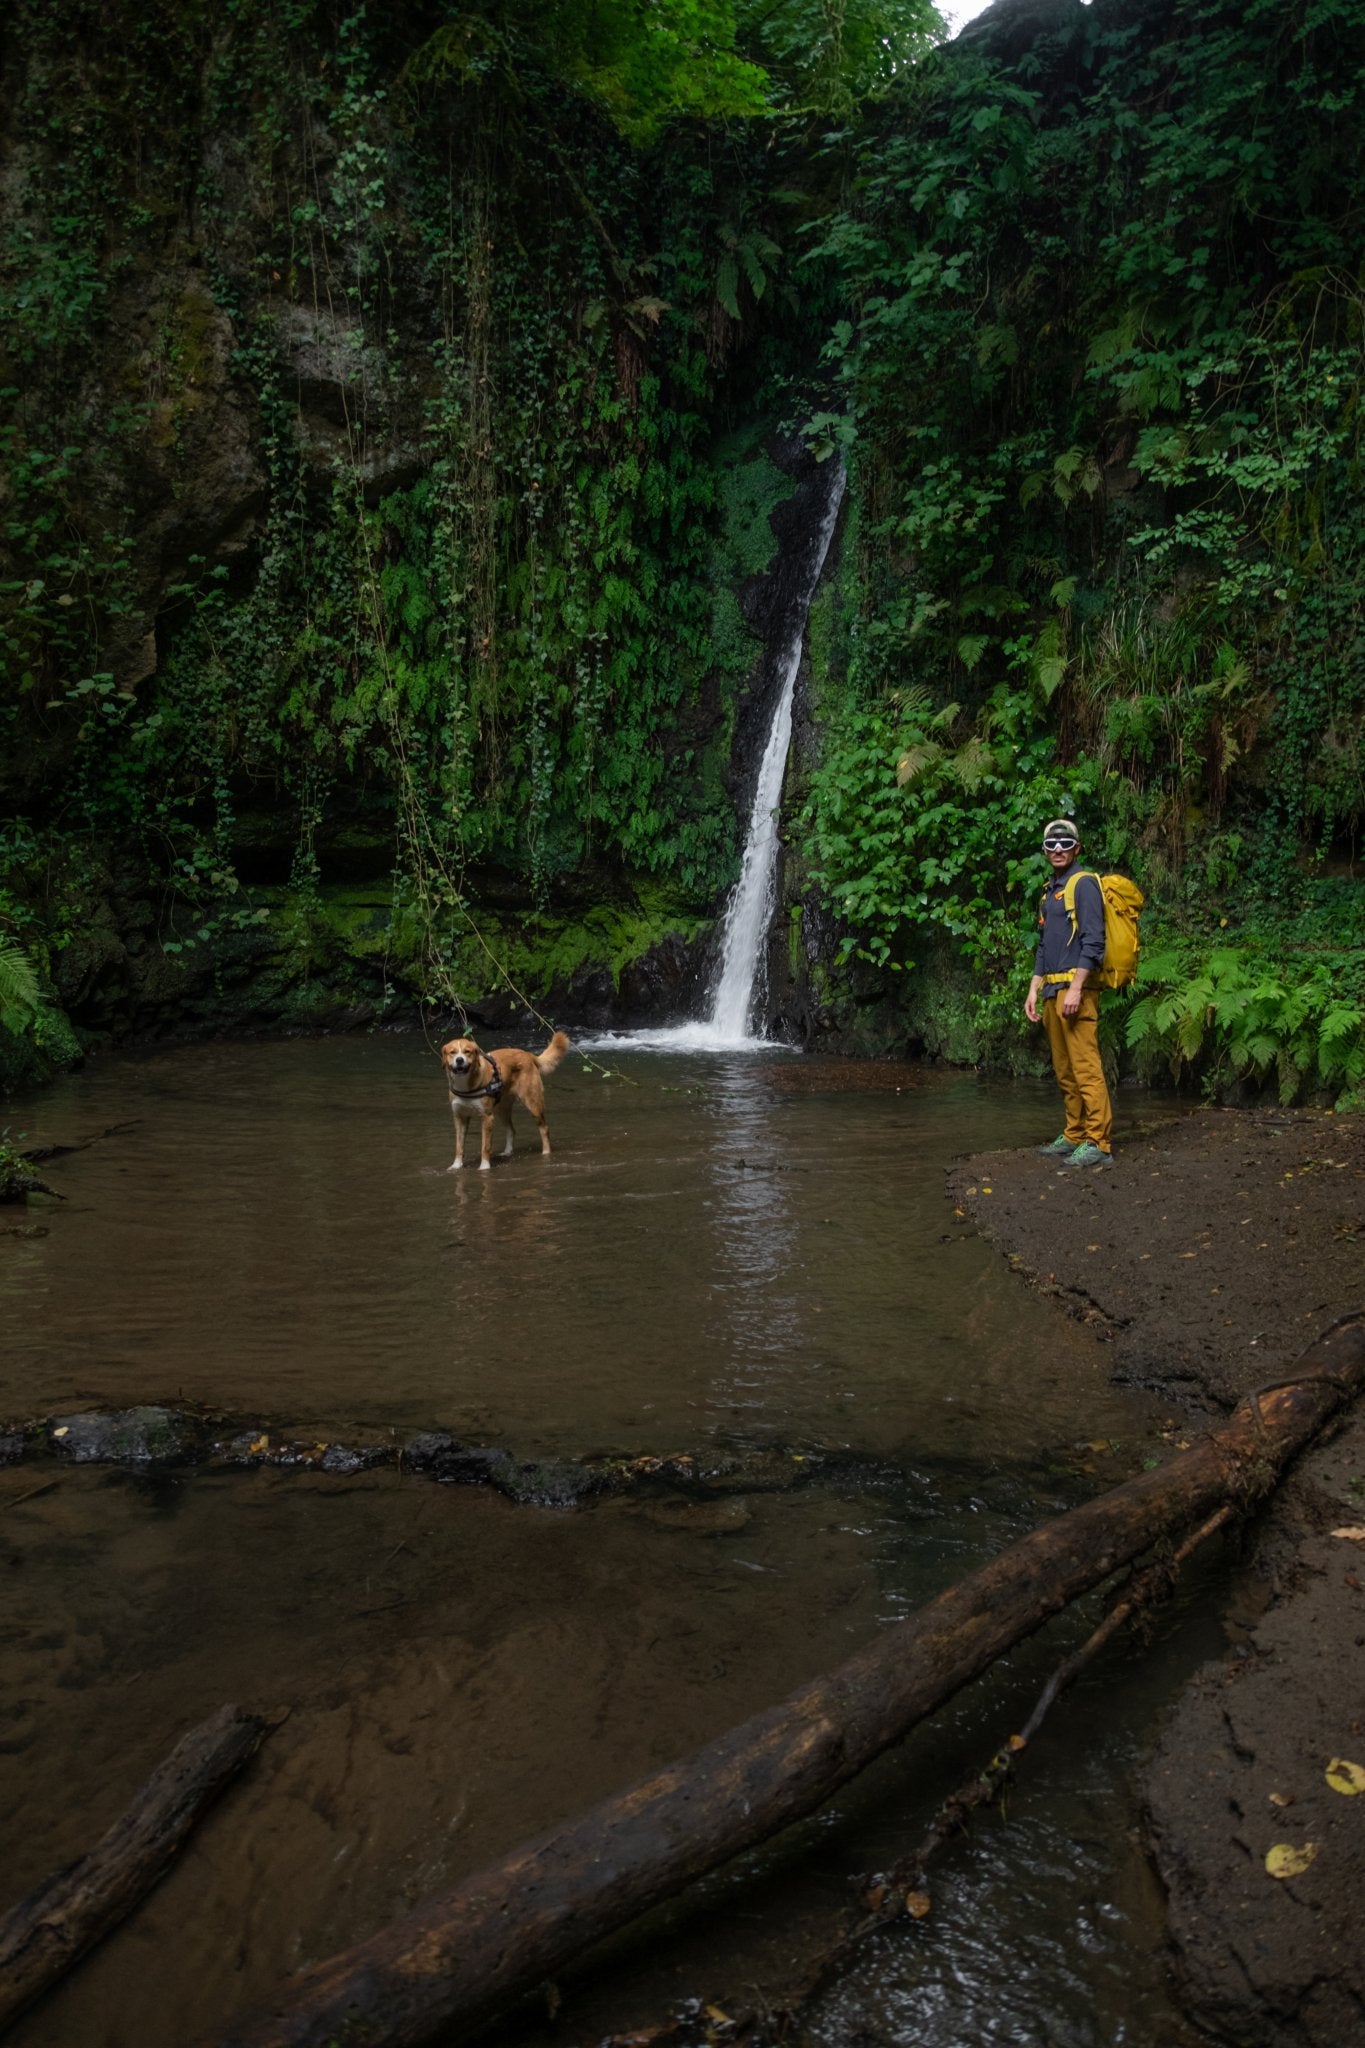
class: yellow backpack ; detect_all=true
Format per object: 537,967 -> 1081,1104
1062,869 -> 1144,989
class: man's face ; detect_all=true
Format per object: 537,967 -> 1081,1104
1043,831 -> 1079,873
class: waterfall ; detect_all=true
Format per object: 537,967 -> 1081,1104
704,457 -> 846,1044
577,451 -> 844,1055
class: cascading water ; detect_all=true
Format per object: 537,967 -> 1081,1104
706,458 -> 846,1041
579,449 -> 844,1054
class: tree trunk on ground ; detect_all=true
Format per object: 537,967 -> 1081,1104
0,1705 -> 273,2035
215,1315 -> 1365,2048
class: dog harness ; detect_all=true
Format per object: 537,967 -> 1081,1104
451,1052 -> 502,1104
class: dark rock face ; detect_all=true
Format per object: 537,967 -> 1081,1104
731,432 -> 843,815
956,0 -> 1087,57
92,271 -> 267,694
552,930 -> 712,1033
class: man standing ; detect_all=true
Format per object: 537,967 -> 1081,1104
1024,818 -> 1113,1168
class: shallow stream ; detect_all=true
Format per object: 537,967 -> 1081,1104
1,1036 -> 1209,2045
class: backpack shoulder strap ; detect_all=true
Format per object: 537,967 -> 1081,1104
1062,869 -> 1100,939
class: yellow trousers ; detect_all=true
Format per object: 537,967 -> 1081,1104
1042,989 -> 1112,1151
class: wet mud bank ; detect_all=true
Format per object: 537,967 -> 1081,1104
948,1107 -> 1365,2048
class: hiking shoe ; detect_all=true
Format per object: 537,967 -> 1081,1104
1064,1142 -> 1113,1170
1035,1135 -> 1076,1157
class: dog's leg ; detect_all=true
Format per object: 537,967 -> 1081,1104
502,1114 -> 515,1158
522,1072 -> 552,1155
479,1106 -> 494,1171
450,1108 -> 465,1172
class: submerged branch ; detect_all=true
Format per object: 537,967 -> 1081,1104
0,1705 -> 276,2035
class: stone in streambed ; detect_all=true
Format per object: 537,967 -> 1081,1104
498,1459 -> 614,1508
49,1406 -> 198,1466
401,1434 -> 611,1507
319,1442 -> 389,1474
402,1434 -> 512,1486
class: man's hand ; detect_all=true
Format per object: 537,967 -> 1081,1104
1060,970 -> 1088,1017
1025,975 -> 1042,1024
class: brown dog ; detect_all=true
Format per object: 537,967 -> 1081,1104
441,1030 -> 570,1171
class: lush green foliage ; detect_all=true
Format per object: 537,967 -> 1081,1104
795,0 -> 1365,1086
1127,943 -> 1365,1108
2,0 -> 1362,1099
0,0 -> 938,1032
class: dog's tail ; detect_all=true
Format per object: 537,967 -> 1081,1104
536,1029 -> 570,1075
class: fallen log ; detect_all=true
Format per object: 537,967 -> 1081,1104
756,1501 -> 1245,2044
598,1501 -> 1245,2048
216,1313 -> 1365,2048
0,1704 -> 273,2035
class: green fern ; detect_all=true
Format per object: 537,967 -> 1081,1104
0,940 -> 40,1035
1126,942 -> 1365,1101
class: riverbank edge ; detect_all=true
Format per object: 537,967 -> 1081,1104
947,1107 -> 1365,2048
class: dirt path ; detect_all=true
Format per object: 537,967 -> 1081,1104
948,1106 -> 1365,2048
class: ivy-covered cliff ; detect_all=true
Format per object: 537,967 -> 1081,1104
2,0 -> 1363,1100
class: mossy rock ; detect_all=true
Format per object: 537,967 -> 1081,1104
48,1406 -> 200,1466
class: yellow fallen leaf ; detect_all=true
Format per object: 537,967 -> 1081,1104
1325,1757 -> 1365,1796
1265,1842 -> 1318,1879
905,1889 -> 931,1919
704,2005 -> 732,2025
1007,1733 -> 1027,1752
1331,1526 -> 1365,1542
248,1434 -> 269,1455
52,1426 -> 69,1438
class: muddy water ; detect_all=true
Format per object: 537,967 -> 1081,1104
5,1037 -> 1149,1454
0,1038 -> 1205,2046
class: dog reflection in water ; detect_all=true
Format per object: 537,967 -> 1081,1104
441,1030 -> 570,1171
